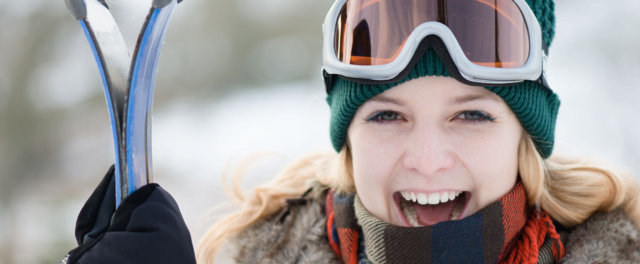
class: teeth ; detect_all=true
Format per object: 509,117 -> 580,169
440,191 -> 449,203
451,197 -> 465,220
400,190 -> 467,226
401,200 -> 420,227
428,193 -> 439,204
401,190 -> 462,205
417,193 -> 428,205
448,191 -> 456,201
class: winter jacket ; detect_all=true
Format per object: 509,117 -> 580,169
232,186 -> 640,264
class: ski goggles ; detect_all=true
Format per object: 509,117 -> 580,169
322,0 -> 548,93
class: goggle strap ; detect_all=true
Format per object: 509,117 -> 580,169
538,38 -> 552,92
536,73 -> 552,92
542,38 -> 549,54
323,69 -> 336,94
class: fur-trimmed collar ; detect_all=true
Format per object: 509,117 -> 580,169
232,194 -> 639,263
561,209 -> 640,263
232,189 -> 340,264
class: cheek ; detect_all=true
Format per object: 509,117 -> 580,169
348,131 -> 401,220
350,147 -> 388,219
349,129 -> 392,184
455,127 -> 521,209
350,139 -> 391,195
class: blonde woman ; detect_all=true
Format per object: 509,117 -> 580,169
64,0 -> 640,263
197,0 -> 640,263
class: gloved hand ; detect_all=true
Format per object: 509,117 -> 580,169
62,166 -> 196,264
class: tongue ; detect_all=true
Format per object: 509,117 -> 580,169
414,200 -> 457,226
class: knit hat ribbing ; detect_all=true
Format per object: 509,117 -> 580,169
326,0 -> 560,158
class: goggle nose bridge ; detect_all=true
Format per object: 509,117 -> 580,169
325,33 -> 471,94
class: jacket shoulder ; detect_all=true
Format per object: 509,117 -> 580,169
232,186 -> 341,264
561,209 -> 640,263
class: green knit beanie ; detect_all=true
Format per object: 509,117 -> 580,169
326,0 -> 560,158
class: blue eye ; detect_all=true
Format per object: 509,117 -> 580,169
456,110 -> 495,122
366,110 -> 402,122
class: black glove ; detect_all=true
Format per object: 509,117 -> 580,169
62,166 -> 196,264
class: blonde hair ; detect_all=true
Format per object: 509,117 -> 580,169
196,135 -> 640,263
518,134 -> 640,228
196,151 -> 349,263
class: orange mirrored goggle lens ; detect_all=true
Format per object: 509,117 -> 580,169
335,0 -> 530,68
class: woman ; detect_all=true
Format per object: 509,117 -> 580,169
197,0 -> 640,263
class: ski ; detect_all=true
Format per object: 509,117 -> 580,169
64,0 -> 177,206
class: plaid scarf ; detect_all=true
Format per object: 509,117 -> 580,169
325,183 -> 564,264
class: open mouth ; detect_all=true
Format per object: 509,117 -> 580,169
395,190 -> 470,227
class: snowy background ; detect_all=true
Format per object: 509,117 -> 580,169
0,0 -> 639,263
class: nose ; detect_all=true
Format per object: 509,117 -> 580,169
402,122 -> 456,177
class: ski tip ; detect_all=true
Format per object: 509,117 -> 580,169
153,0 -> 175,8
64,0 -> 111,20
64,0 -> 87,20
97,0 -> 108,8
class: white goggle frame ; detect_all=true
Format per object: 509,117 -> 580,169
322,0 -> 546,85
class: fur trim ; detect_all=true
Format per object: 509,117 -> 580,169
232,191 -> 340,264
561,209 -> 640,263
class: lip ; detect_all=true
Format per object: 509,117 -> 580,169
393,190 -> 473,227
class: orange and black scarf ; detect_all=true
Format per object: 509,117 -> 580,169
325,183 -> 565,264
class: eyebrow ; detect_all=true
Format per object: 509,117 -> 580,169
367,92 -> 501,106
367,95 -> 405,106
451,93 -> 502,105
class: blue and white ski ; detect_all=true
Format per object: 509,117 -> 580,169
64,0 -> 177,206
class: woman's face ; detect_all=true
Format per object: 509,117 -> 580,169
347,76 -> 522,227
